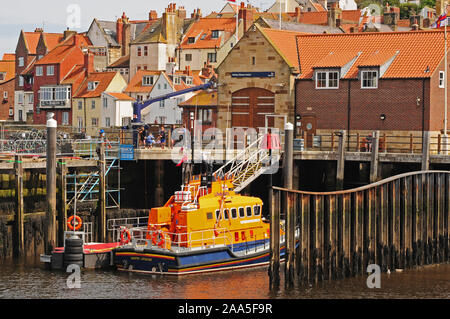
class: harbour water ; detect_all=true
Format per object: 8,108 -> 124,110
0,257 -> 448,299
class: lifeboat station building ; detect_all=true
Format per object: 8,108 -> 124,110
216,24 -> 302,135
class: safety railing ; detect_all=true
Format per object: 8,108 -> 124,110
296,131 -> 450,155
114,224 -> 235,252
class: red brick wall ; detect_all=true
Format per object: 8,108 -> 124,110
0,78 -> 15,120
429,53 -> 450,132
295,77 -> 431,132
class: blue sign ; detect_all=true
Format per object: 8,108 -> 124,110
119,144 -> 134,161
231,71 -> 275,78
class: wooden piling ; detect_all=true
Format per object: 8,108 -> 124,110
369,131 -> 380,183
269,190 -> 280,288
336,130 -> 346,190
272,170 -> 449,285
45,114 -> 57,255
13,155 -> 24,258
284,123 -> 295,286
421,131 -> 430,171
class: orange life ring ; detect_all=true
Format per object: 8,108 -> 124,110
152,230 -> 165,248
120,227 -> 131,245
67,215 -> 83,231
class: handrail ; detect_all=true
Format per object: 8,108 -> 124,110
273,170 -> 450,196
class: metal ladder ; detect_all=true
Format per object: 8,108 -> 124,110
213,134 -> 282,193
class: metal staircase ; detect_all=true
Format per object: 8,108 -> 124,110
66,139 -> 121,209
213,134 -> 282,193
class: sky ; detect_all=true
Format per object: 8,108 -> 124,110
0,0 -> 272,56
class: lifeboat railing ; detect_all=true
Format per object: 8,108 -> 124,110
123,225 -> 235,252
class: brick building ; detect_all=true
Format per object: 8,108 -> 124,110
30,34 -> 92,125
294,30 -> 450,149
14,29 -> 64,122
179,90 -> 218,132
0,54 -> 15,120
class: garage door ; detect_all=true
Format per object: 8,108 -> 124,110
231,87 -> 275,129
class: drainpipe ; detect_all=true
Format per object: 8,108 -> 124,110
422,78 -> 425,151
347,79 -> 351,151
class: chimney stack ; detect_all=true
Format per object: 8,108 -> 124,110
63,28 -> 77,40
34,28 -> 44,33
84,51 -> 94,75
149,10 -> 157,20
327,3 -> 342,28
238,2 -> 254,31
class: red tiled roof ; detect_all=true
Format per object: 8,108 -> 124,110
2,53 -> 15,61
73,72 -> 118,98
297,11 -> 327,25
106,92 -> 135,101
260,27 -> 306,72
296,30 -> 450,79
312,3 -> 326,12
23,32 -> 41,54
180,18 -> 237,49
125,70 -> 161,93
35,45 -> 79,65
61,64 -> 86,93
0,60 -> 15,82
312,51 -> 360,68
179,90 -> 217,107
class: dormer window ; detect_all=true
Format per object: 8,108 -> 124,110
0,73 -> 5,81
88,81 -> 99,91
185,76 -> 193,85
174,76 -> 180,85
211,30 -> 219,39
187,37 -> 195,44
315,70 -> 339,89
143,75 -> 154,86
361,70 -> 378,89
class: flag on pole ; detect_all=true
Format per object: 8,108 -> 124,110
432,14 -> 448,28
176,154 -> 188,167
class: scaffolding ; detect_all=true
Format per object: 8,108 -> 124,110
66,138 -> 121,210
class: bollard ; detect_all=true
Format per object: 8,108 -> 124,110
369,131 -> 380,183
45,113 -> 57,255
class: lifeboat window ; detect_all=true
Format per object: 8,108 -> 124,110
246,206 -> 252,217
215,209 -> 220,220
253,205 -> 261,216
224,209 -> 229,219
206,212 -> 213,220
231,208 -> 237,219
239,207 -> 245,218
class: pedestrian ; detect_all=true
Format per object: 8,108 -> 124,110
366,134 -> 373,152
159,126 -> 166,149
138,127 -> 145,148
146,132 -> 155,149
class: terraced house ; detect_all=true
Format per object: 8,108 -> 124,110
72,71 -> 128,136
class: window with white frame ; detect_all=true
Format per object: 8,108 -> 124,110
88,81 -> 99,91
211,30 -> 219,39
159,100 -> 165,108
77,117 -> 83,130
19,76 -> 24,87
18,57 -> 24,67
36,66 -> 43,76
103,97 -> 108,108
185,54 -> 192,62
207,52 -> 217,63
143,75 -> 154,86
361,70 -> 378,89
185,77 -> 193,85
18,93 -> 23,104
91,100 -> 95,109
27,93 -> 33,104
39,86 -> 71,101
105,117 -> 111,127
315,70 -> 339,89
439,71 -> 445,88
174,76 -> 180,85
47,65 -> 54,76
62,112 -> 69,125
91,117 -> 98,126
9,109 -> 13,116
0,73 -> 5,81
3,91 -> 7,99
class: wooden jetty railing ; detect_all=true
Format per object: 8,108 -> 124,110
269,170 -> 450,287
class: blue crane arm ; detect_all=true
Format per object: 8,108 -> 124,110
132,80 -> 214,123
